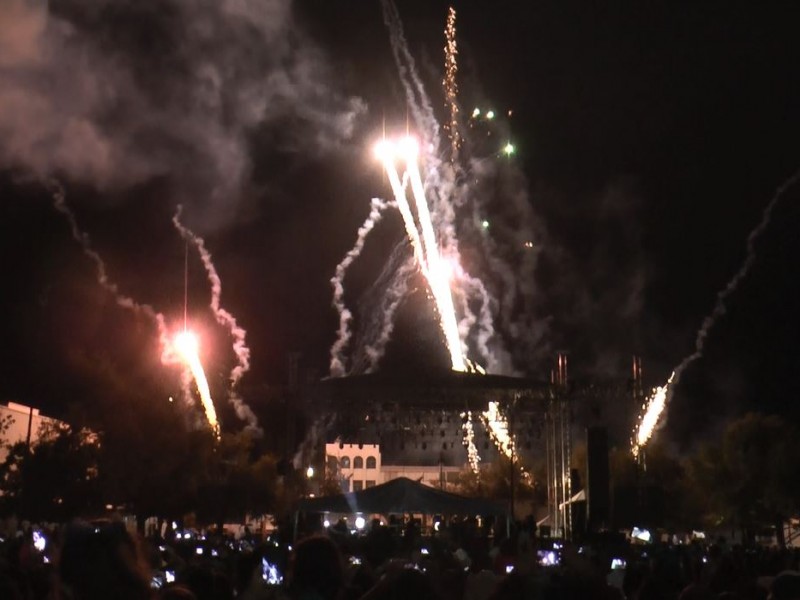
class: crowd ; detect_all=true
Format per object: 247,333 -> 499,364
1,516 -> 800,600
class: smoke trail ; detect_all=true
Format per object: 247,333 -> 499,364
674,170 -> 800,383
172,206 -> 261,435
381,0 -> 442,150
349,244 -> 415,374
635,168 -> 800,453
45,180 -> 216,426
330,197 -> 391,377
292,414 -> 335,470
46,179 -> 174,367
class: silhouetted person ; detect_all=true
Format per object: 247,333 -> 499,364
287,535 -> 345,600
58,521 -> 152,600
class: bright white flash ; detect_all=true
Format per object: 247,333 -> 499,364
174,330 -> 219,436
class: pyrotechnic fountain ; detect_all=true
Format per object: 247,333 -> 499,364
173,208 -> 260,434
374,135 -> 467,372
173,329 -> 219,437
631,170 -> 800,457
323,2 -> 544,485
47,181 -> 256,438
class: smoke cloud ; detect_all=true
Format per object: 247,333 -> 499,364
0,0 -> 364,226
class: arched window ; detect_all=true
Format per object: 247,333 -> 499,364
353,456 -> 364,469
341,456 -> 351,469
366,456 -> 377,469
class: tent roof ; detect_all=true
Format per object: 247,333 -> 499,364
297,477 -> 506,516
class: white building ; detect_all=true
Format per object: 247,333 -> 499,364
325,442 -> 462,492
0,402 -> 62,463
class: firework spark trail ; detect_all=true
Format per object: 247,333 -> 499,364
174,330 -> 219,436
443,6 -> 461,159
632,374 -> 673,458
330,197 -> 392,376
405,146 -> 467,371
632,169 -> 800,456
350,244 -> 415,374
482,401 -> 512,458
172,207 -> 260,434
376,144 -> 427,273
481,401 -> 533,483
381,2 -> 490,366
46,180 -> 175,367
460,411 -> 480,473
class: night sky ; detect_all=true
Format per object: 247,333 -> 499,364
1,0 -> 799,449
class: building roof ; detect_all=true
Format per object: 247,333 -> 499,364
296,476 -> 506,516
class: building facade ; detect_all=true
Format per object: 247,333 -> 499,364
324,442 -> 462,492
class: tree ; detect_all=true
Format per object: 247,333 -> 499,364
0,421 -> 102,521
194,431 -> 280,528
453,454 -> 540,515
684,413 -> 800,546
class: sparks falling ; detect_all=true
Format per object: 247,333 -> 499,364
376,136 -> 467,372
460,411 -> 481,474
443,6 -> 460,159
174,330 -> 219,436
482,401 -> 512,458
172,207 -> 260,434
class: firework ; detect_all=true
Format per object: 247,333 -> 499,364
404,140 -> 466,371
631,169 -> 800,456
174,330 -> 219,436
375,136 -> 467,372
631,373 -> 673,458
172,207 -> 260,434
460,411 -> 481,474
482,401 -> 512,458
443,6 -> 460,158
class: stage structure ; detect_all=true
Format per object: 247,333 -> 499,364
300,358 -> 634,537
546,352 -> 572,538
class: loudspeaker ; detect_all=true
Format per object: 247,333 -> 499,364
586,426 -> 610,530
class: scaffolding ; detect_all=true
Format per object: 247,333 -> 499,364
546,352 -> 572,539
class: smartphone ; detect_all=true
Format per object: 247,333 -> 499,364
349,556 -> 362,565
505,565 -> 515,574
262,558 -> 283,585
32,530 -> 46,552
537,550 -> 560,567
611,558 -> 626,570
420,548 -> 430,555
165,571 -> 176,583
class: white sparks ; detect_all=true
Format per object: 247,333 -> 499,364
174,330 -> 219,437
460,411 -> 481,474
632,372 -> 674,458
